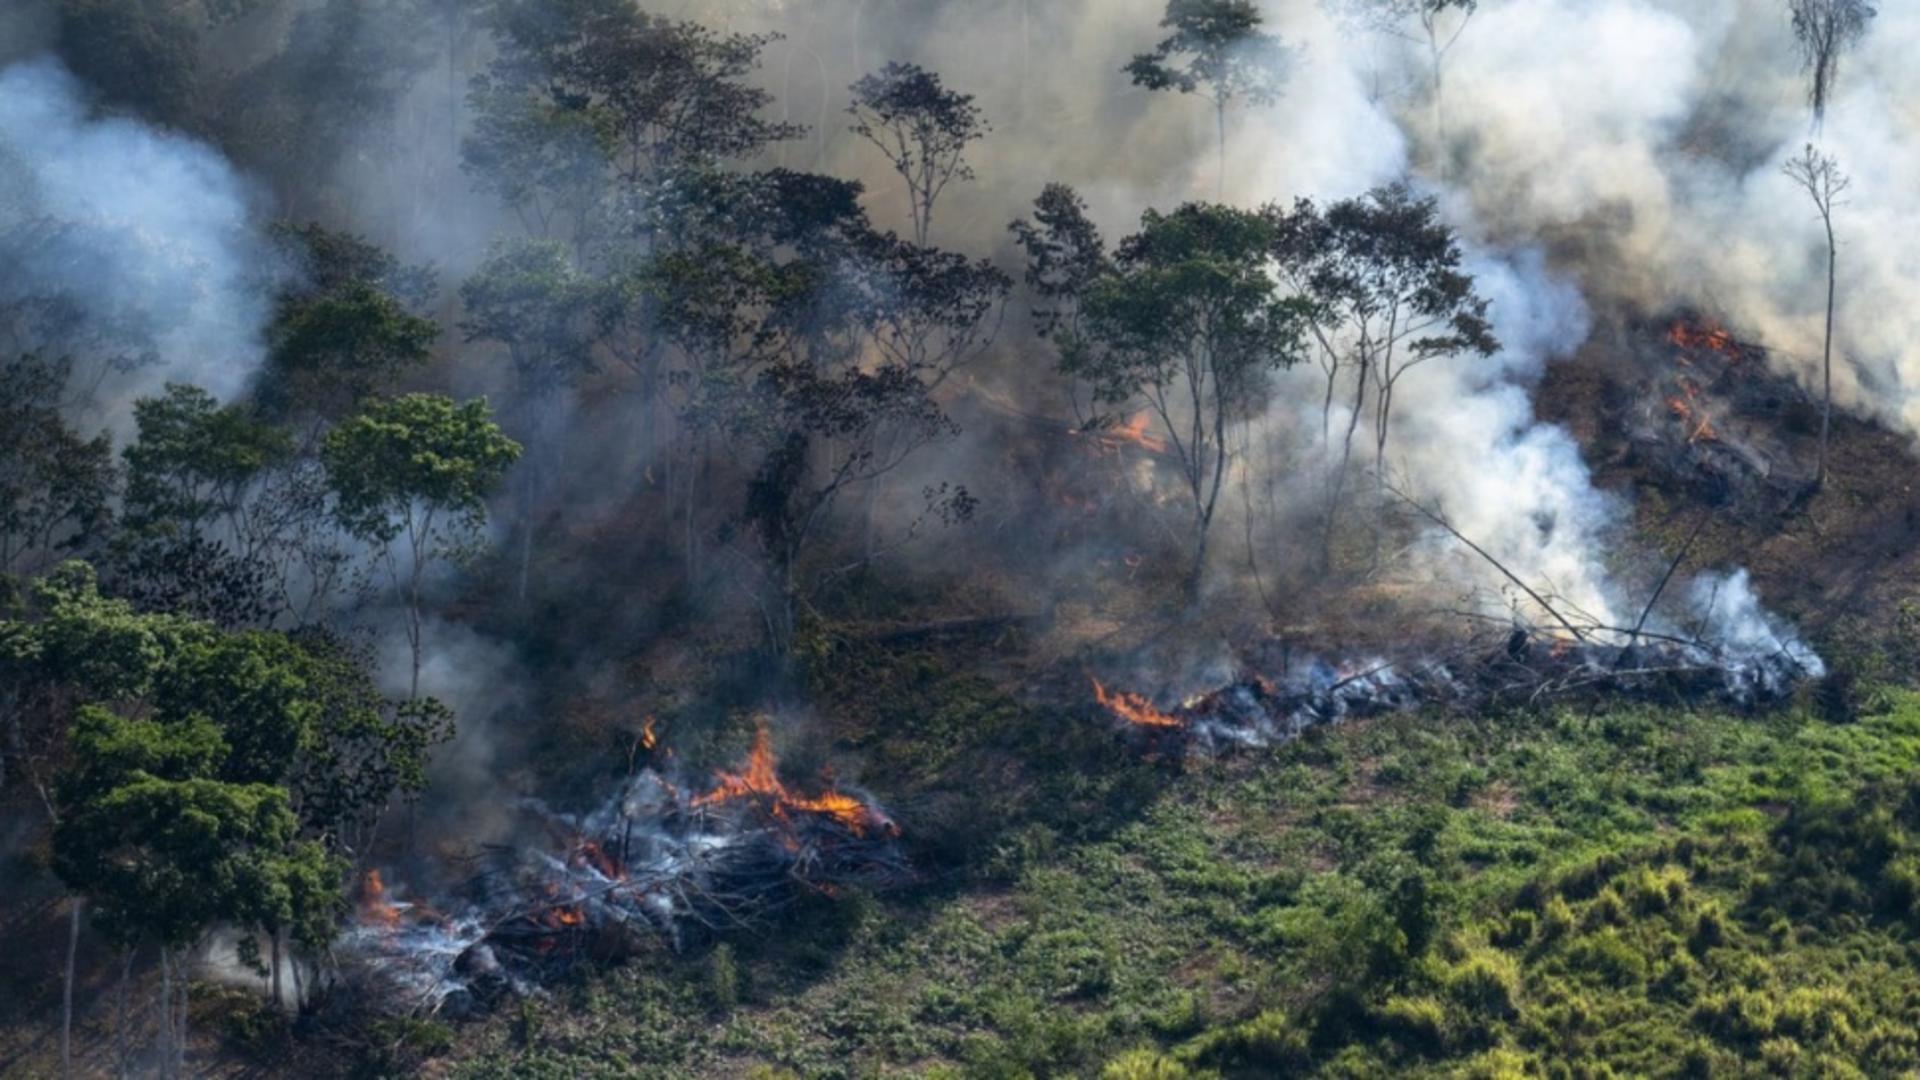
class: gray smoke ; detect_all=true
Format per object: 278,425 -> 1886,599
0,57 -> 277,433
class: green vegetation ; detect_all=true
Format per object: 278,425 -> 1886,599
430,664 -> 1920,1078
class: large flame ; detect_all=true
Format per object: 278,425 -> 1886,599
1091,677 -> 1184,729
693,722 -> 889,836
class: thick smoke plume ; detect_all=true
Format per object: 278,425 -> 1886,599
0,58 -> 275,431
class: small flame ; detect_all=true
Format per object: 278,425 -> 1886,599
1091,677 -> 1184,729
1667,319 -> 1739,358
640,715 -> 658,752
1667,377 -> 1717,443
362,870 -> 402,930
1074,412 -> 1170,455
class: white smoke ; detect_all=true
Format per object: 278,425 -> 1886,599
1216,0 -> 1819,653
0,57 -> 276,432
1431,0 -> 1920,437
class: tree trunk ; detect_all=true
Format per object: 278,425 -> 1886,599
291,949 -> 306,1013
1215,100 -> 1227,200
115,947 -> 132,1080
1322,360 -> 1370,569
62,898 -> 82,1079
159,949 -> 172,1080
1818,216 -> 1836,488
270,930 -> 283,1011
1188,515 -> 1210,601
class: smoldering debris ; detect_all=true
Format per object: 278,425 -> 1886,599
1093,620 -> 1823,759
335,723 -> 907,1016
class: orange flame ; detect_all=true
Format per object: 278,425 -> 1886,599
1075,412 -> 1170,455
693,722 -> 887,836
1667,377 -> 1718,443
640,715 -> 658,752
362,870 -> 402,930
1667,319 -> 1738,358
1091,677 -> 1183,729
576,839 -> 624,881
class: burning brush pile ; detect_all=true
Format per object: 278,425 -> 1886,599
337,723 -> 906,1016
1631,316 -> 1815,509
1093,622 -> 1823,758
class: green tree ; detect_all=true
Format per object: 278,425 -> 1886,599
847,62 -> 989,246
465,0 -> 801,240
1029,199 -> 1309,597
112,385 -> 294,627
261,280 -> 438,425
323,394 -> 521,697
219,0 -> 436,216
53,706 -> 340,1073
1125,0 -> 1296,196
1010,183 -> 1112,425
55,0 -> 203,128
0,354 -> 115,577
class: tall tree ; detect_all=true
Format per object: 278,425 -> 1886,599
1273,184 -> 1495,564
1125,0 -> 1296,196
323,394 -> 521,698
1032,200 -> 1309,597
1010,183 -> 1112,425
847,62 -> 989,246
110,385 -> 294,628
1788,0 -> 1875,127
1782,144 -> 1849,489
466,0 -> 801,240
260,226 -> 440,428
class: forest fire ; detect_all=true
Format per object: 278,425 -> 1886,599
338,721 -> 908,1014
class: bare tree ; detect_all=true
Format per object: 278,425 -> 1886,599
1788,0 -> 1875,127
1782,144 -> 1849,489
1323,0 -> 1477,175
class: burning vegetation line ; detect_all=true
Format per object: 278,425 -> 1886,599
1090,474 -> 1822,757
337,721 -> 907,1016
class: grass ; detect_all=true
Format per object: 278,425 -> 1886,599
343,647 -> 1920,1079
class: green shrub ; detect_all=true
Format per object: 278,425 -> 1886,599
705,943 -> 740,1011
1623,865 -> 1690,915
1693,988 -> 1777,1045
1689,902 -> 1729,955
1777,986 -> 1858,1047
1181,1008 -> 1308,1071
1447,949 -> 1521,1019
1378,994 -> 1448,1054
1566,931 -> 1648,989
1101,1049 -> 1196,1079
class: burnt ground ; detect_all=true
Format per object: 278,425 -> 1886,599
1536,314 -> 1920,646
